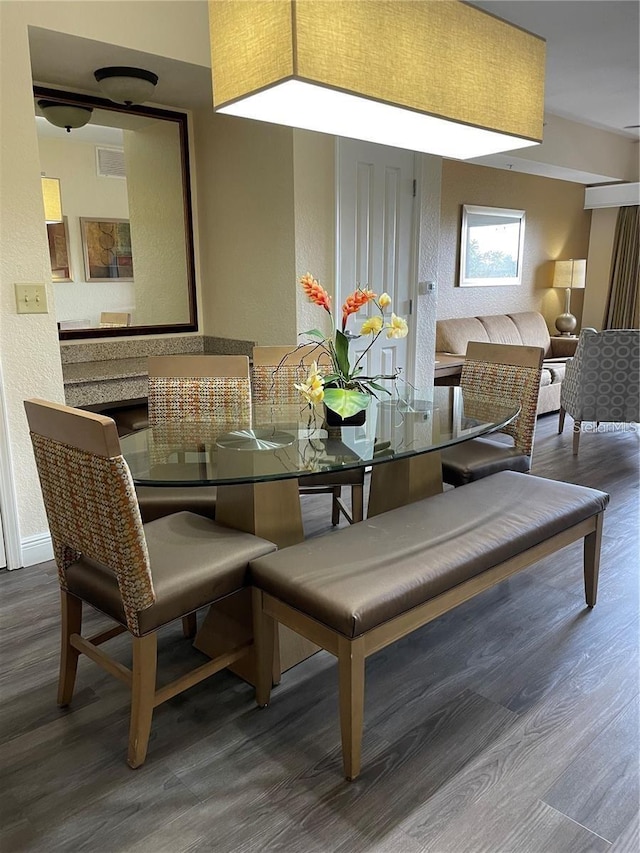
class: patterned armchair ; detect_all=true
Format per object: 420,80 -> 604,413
559,328 -> 640,454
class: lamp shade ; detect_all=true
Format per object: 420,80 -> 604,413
41,177 -> 62,223
553,259 -> 587,290
209,0 -> 546,159
38,100 -> 93,133
94,67 -> 158,106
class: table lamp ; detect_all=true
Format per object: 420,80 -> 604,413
552,259 -> 586,335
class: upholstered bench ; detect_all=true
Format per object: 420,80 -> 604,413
249,471 -> 609,780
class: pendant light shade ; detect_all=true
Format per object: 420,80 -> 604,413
41,177 -> 62,223
94,67 -> 158,106
209,0 -> 546,159
38,100 -> 93,133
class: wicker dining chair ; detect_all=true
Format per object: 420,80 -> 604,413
440,341 -> 544,487
136,355 -> 252,523
251,345 -> 365,525
25,398 -> 276,768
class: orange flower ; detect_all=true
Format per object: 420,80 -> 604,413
300,273 -> 331,313
341,287 -> 376,331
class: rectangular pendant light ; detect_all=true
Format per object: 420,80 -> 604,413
209,0 -> 546,159
41,177 -> 62,223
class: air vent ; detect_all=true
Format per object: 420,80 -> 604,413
96,146 -> 126,179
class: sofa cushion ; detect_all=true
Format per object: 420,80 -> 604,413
540,369 -> 552,387
436,317 -> 489,354
508,312 -> 552,356
476,314 -> 523,345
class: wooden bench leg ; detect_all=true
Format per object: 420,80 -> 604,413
338,635 -> 366,781
252,588 -> 275,707
128,633 -> 157,769
584,513 -> 604,607
58,590 -> 83,707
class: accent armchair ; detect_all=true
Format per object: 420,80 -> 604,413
559,328 -> 640,454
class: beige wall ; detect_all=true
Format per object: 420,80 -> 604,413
583,207 -> 619,330
193,109 -> 297,345
0,0 -> 210,555
38,135 -> 134,326
125,122 -> 190,326
293,130 -> 336,340
438,161 -> 591,332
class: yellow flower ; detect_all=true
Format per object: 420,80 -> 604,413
360,315 -> 384,336
386,313 -> 408,339
294,361 -> 325,405
378,292 -> 392,309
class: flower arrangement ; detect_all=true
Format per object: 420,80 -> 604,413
295,273 -> 408,419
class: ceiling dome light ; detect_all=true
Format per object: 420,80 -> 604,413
38,100 -> 93,133
94,66 -> 158,106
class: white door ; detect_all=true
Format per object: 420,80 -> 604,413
336,138 -> 416,388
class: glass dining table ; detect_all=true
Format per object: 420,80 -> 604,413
120,386 -> 519,677
122,385 -> 519,547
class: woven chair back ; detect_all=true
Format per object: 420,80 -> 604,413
25,399 -> 154,636
461,342 -> 544,456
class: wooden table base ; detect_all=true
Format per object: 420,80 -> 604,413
194,478 -> 319,685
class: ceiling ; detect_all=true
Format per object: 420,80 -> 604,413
469,0 -> 640,140
28,1 -> 640,165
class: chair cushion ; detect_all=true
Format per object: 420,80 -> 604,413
136,485 -> 217,523
441,437 -> 530,487
65,511 -> 276,635
249,471 -> 609,638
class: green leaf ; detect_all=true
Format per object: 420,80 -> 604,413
366,381 -> 391,394
334,330 -> 351,378
301,329 -> 327,340
323,388 -> 370,417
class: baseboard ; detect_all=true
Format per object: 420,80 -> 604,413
20,532 -> 54,568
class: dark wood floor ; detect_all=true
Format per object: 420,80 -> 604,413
1,415 -> 638,852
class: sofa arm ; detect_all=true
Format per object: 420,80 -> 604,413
550,337 -> 579,358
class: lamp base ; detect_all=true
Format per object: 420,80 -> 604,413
555,312 -> 578,336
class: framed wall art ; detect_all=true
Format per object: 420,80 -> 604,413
80,217 -> 134,282
459,205 -> 525,287
46,218 -> 72,282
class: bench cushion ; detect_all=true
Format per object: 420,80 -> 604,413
249,472 -> 608,639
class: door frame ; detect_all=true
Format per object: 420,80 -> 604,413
0,356 -> 22,569
334,138 -> 421,386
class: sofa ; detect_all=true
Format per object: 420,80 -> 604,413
435,311 -> 579,415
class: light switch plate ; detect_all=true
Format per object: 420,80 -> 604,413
15,283 -> 48,314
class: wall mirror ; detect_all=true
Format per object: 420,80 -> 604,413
459,204 -> 526,287
34,86 -> 197,339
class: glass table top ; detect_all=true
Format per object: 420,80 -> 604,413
121,386 -> 519,487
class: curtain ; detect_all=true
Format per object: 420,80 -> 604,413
603,205 -> 639,329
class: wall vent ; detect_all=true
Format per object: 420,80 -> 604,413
96,146 -> 126,179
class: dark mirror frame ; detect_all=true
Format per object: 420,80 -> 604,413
34,86 -> 198,340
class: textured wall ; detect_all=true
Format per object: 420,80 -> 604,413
0,0 -> 210,557
0,4 -> 66,542
438,161 -> 591,332
193,110 -> 296,345
125,122 -> 190,326
414,155 -> 443,386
